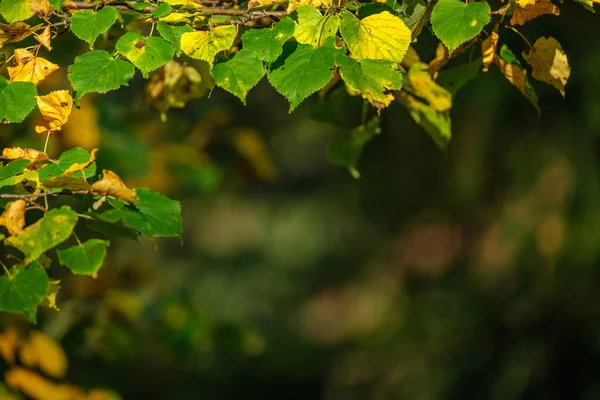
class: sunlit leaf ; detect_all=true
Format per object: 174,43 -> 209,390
407,63 -> 452,112
242,17 -> 295,62
7,49 -> 59,85
156,21 -> 193,56
19,331 -> 67,378
293,5 -> 339,47
0,79 -> 37,123
340,11 -> 411,63
481,26 -> 499,72
0,0 -> 33,23
510,0 -> 559,25
430,0 -> 491,53
2,147 -> 47,163
399,91 -> 452,150
327,116 -> 381,177
494,45 -> 539,114
38,147 -> 96,181
181,25 -> 237,66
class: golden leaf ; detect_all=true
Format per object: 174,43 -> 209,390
0,328 -> 20,365
510,0 -> 559,25
164,0 -> 202,8
493,54 -> 538,106
90,170 -> 138,203
0,22 -> 41,48
3,147 -> 49,163
62,148 -> 97,176
180,25 -> 237,66
481,27 -> 499,72
34,25 -> 52,51
31,0 -> 54,18
18,331 -> 68,379
0,200 -> 27,235
286,0 -> 331,12
523,36 -> 570,97
35,90 -> 73,134
427,43 -> 449,75
5,367 -> 84,400
7,49 -> 59,85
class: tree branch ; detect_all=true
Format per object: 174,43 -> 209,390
0,190 -> 89,200
70,1 -> 289,19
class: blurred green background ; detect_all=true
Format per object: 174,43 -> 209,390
2,3 -> 600,399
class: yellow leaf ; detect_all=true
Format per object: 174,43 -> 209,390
7,49 -> 59,85
90,170 -> 138,203
30,0 -> 54,18
5,367 -> 83,400
510,0 -> 559,25
522,36 -> 570,97
247,0 -> 277,9
62,148 -> 97,176
18,331 -> 68,379
180,25 -> 237,66
2,147 -> 49,163
0,200 -> 27,235
341,11 -> 411,64
427,43 -> 449,75
34,25 -> 52,51
408,63 -> 452,112
0,328 -> 20,365
0,22 -> 40,48
34,90 -> 73,134
481,27 -> 499,72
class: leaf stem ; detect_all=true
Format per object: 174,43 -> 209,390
505,25 -> 532,48
0,261 -> 12,279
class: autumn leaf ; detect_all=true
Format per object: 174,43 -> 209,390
91,169 -> 138,203
493,48 -> 539,113
5,367 -> 85,400
34,25 -> 52,51
523,36 -> 570,97
2,147 -> 49,163
481,26 -> 499,72
0,22 -> 41,48
510,0 -> 559,25
18,331 -> 68,379
35,90 -> 73,134
0,328 -> 19,364
30,0 -> 54,18
408,63 -> 452,112
7,49 -> 59,85
0,200 -> 27,235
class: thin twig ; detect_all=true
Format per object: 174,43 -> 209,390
0,190 -> 89,199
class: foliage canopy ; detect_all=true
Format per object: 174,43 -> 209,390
0,0 -> 592,323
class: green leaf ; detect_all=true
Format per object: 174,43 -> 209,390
437,57 -> 482,96
70,7 -> 119,48
0,159 -> 30,180
68,50 -> 136,100
573,0 -> 596,11
157,21 -> 193,56
1,81 -> 37,123
0,263 -> 49,322
97,188 -> 182,238
430,0 -> 491,53
152,2 -> 171,17
335,54 -> 402,108
38,147 -> 96,181
241,17 -> 295,62
211,49 -> 265,104
116,32 -> 174,78
57,239 -> 110,275
0,0 -> 33,23
293,5 -> 339,46
0,170 -> 37,190
327,116 -> 381,178
268,41 -> 341,111
399,92 -> 451,150
5,206 -> 78,264
339,10 -> 411,64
